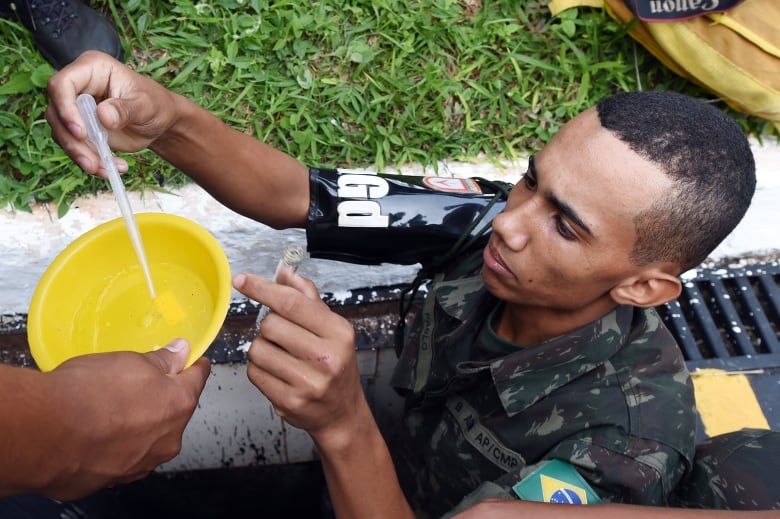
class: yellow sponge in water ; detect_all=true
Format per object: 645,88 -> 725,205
153,290 -> 185,325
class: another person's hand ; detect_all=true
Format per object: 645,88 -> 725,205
232,270 -> 365,447
38,338 -> 210,500
45,50 -> 180,178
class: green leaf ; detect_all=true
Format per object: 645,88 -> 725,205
30,64 -> 54,88
560,20 -> 576,38
0,73 -> 35,95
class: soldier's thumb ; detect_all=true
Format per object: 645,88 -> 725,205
96,99 -> 124,131
99,94 -> 146,132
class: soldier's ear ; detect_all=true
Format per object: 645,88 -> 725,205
610,267 -> 682,308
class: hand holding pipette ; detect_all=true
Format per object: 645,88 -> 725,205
76,93 -> 157,299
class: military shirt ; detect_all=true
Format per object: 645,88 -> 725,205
306,167 -> 697,518
391,269 -> 696,518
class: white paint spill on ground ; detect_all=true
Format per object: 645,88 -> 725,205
1,139 -> 778,315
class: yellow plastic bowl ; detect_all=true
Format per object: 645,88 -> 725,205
28,213 -> 231,371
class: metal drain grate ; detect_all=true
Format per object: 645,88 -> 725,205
658,262 -> 780,369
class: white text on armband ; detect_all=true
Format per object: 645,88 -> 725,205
446,395 -> 525,472
337,174 -> 390,227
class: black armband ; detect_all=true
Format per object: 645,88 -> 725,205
305,167 -> 510,266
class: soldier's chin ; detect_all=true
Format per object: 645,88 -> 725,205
481,268 -> 505,298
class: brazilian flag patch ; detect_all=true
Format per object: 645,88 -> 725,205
512,459 -> 602,505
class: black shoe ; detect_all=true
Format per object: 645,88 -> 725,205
14,0 -> 124,69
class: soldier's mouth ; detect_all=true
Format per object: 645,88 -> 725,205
483,241 -> 514,279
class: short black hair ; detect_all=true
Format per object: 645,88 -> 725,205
596,91 -> 756,272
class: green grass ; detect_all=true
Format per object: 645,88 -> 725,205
0,0 -> 776,217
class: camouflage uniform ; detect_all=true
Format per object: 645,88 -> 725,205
388,264 -> 696,517
671,428 -> 780,510
306,168 -> 697,518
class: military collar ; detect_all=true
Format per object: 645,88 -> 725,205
434,274 -> 489,321
433,276 -> 638,418
485,305 -> 635,418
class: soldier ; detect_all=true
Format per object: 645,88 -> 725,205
46,51 -> 758,518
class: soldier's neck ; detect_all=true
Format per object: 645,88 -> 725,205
497,298 -> 618,346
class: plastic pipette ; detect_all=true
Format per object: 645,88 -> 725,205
76,93 -> 157,299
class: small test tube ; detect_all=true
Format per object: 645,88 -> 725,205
254,244 -> 305,333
